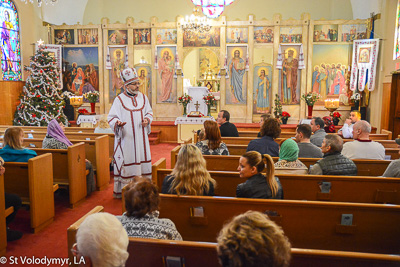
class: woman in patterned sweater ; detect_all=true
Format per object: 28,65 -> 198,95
42,119 -> 96,195
196,120 -> 229,155
118,177 -> 182,240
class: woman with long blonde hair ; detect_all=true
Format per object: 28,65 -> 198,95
236,151 -> 283,199
161,144 -> 216,196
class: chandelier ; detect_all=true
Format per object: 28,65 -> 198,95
181,7 -> 212,33
191,0 -> 236,19
20,0 -> 58,7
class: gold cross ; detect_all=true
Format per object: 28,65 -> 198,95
194,101 -> 200,111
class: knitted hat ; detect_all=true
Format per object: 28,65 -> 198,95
120,67 -> 139,86
279,138 -> 299,162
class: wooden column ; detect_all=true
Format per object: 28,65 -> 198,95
0,81 -> 24,125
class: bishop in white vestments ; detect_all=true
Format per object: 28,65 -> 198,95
108,67 -> 153,198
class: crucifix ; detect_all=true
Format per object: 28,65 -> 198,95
194,101 -> 201,112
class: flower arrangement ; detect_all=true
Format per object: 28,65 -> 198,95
84,91 -> 100,103
203,93 -> 216,106
178,93 -> 192,106
350,92 -> 360,101
333,111 -> 341,118
281,111 -> 291,118
301,92 -> 321,106
78,109 -> 89,115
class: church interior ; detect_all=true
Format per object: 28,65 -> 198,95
1,0 -> 400,266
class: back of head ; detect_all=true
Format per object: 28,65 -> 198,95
279,139 -> 299,162
98,115 -> 111,129
296,124 -> 312,139
4,127 -> 23,149
313,117 -> 325,129
324,134 -> 343,153
260,113 -> 272,122
77,212 -> 129,267
220,110 -> 230,122
217,210 -> 291,267
242,151 -> 265,173
204,120 -> 222,150
261,118 -> 281,139
172,144 -> 215,195
354,120 -> 371,134
124,177 -> 159,218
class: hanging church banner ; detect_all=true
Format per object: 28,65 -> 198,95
349,39 -> 379,92
312,44 -> 351,102
226,27 -> 248,43
156,28 -> 177,44
280,27 -> 302,43
313,25 -> 338,42
108,30 -> 128,45
62,47 -> 99,96
35,44 -> 63,90
134,64 -> 152,106
133,29 -> 151,45
253,63 -> 272,114
276,44 -> 304,105
226,45 -> 248,105
54,29 -> 74,44
77,29 -> 99,45
156,45 -> 177,103
106,46 -> 128,103
183,27 -> 220,47
254,27 -> 274,43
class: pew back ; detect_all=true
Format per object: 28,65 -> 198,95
0,175 -> 6,256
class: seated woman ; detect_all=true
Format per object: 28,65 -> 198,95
42,119 -> 95,195
118,177 -> 182,240
0,127 -> 37,162
162,144 -> 216,196
236,151 -> 283,199
94,115 -> 114,134
247,118 -> 280,157
196,120 -> 229,155
274,139 -> 308,175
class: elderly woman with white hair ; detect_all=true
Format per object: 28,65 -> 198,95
72,212 -> 129,267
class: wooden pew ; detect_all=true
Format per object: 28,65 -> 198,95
157,195 -> 400,254
67,205 -> 400,267
67,206 -> 104,266
4,154 -> 56,233
0,174 -> 10,256
154,168 -> 400,204
32,142 -> 87,208
238,126 -> 378,136
3,136 -> 110,191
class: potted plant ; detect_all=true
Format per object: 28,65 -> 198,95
301,92 -> 321,118
178,93 -> 192,116
83,91 -> 100,113
332,111 -> 341,126
350,92 -> 361,110
281,111 -> 290,124
203,93 -> 216,116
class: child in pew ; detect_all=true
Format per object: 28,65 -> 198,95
74,212 -> 129,267
161,144 -> 216,196
1,156 -> 23,241
42,119 -> 96,195
94,115 -> 114,134
236,151 -> 283,199
217,210 -> 291,267
0,127 -> 37,162
118,177 -> 182,240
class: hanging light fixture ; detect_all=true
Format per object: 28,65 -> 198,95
181,7 -> 212,33
20,0 -> 58,7
191,0 -> 236,19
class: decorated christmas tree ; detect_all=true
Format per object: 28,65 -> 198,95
14,43 -> 68,126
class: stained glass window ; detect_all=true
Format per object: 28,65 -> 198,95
191,0 -> 235,19
394,0 -> 400,60
1,0 -> 21,81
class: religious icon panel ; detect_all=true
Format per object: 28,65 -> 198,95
278,45 -> 301,105
341,24 -> 367,42
133,29 -> 151,45
199,48 -> 220,80
183,27 -> 220,47
226,45 -> 248,105
254,27 -> 274,43
313,25 -> 338,42
156,45 -> 177,103
62,47 -> 99,97
54,29 -> 74,44
77,29 -> 98,45
280,27 -> 302,43
156,28 -> 177,44
108,30 -> 128,45
253,64 -> 272,114
134,64 -> 152,106
226,27 -> 248,43
108,46 -> 127,103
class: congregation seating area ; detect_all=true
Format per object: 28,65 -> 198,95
1,123 -> 400,266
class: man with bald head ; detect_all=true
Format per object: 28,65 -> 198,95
341,120 -> 385,160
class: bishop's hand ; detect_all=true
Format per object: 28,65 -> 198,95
117,121 -> 127,127
142,118 -> 149,127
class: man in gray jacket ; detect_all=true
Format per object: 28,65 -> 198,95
310,117 -> 327,147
